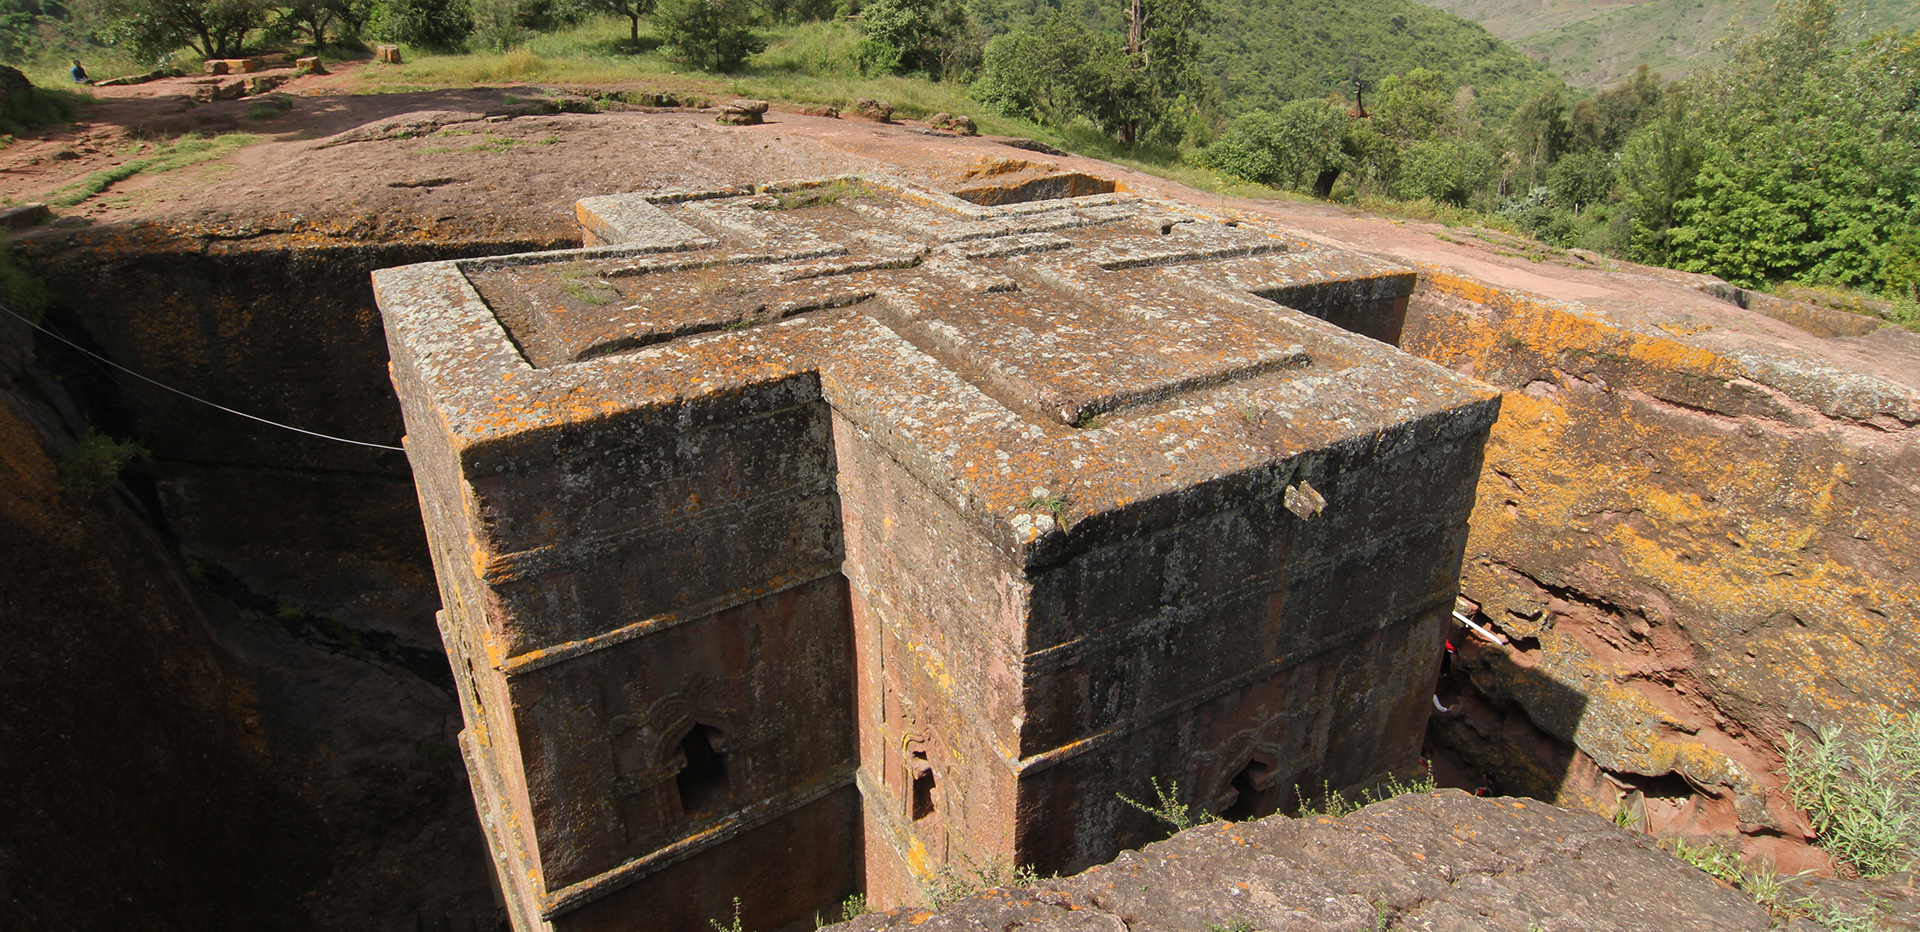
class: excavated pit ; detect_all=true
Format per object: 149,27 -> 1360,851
7,96 -> 1919,930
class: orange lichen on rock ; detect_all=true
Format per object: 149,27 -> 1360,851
1405,265 -> 1920,861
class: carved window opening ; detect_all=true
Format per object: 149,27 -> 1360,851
1222,758 -> 1278,822
675,723 -> 730,817
910,750 -> 937,822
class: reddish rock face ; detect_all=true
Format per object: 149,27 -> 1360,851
1402,270 -> 1920,866
375,176 -> 1499,932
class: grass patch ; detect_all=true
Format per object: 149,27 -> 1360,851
0,86 -> 88,137
45,133 -> 260,207
1887,298 -> 1920,333
1784,709 -> 1920,878
1350,194 -> 1524,236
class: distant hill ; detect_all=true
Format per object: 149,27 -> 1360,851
971,0 -> 1567,121
1407,0 -> 1920,87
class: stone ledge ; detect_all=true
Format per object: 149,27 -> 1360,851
833,790 -> 1773,932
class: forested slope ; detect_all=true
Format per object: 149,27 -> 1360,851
970,0 -> 1563,120
1410,0 -> 1920,86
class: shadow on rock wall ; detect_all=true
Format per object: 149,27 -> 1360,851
1428,613 -> 1598,809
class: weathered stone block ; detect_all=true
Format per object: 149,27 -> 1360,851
375,177 -> 1498,932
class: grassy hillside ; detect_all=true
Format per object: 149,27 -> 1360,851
971,0 -> 1566,120
1409,0 -> 1919,86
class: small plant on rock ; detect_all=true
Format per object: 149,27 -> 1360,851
921,854 -> 1041,906
57,429 -> 148,500
1119,776 -> 1218,833
1783,710 -> 1920,877
710,897 -> 747,932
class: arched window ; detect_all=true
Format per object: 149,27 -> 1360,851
675,724 -> 730,817
1222,758 -> 1278,821
910,750 -> 937,822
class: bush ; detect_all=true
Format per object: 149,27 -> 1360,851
1197,99 -> 1350,193
1395,137 -> 1493,206
372,0 -> 475,51
0,83 -> 83,138
655,0 -> 761,71
0,246 -> 48,323
854,0 -> 968,77
1783,709 -> 1920,877
58,430 -> 148,500
1548,148 -> 1615,211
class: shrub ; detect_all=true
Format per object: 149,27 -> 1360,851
1119,777 -> 1217,832
57,430 -> 148,500
1783,709 -> 1920,877
1394,137 -> 1493,207
1197,99 -> 1350,194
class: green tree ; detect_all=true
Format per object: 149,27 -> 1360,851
856,0 -> 969,76
1372,67 -> 1452,142
1198,97 -> 1351,195
655,0 -> 759,70
1571,65 -> 1662,153
971,0 -> 1209,144
1510,85 -> 1573,190
1395,137 -> 1491,205
1548,148 -> 1614,212
1618,93 -> 1701,266
371,0 -> 475,50
1636,0 -> 1920,290
280,0 -> 355,47
576,0 -> 654,44
89,0 -> 270,60
972,13 -> 1148,138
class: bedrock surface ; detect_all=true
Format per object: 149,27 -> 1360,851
832,789 -> 1772,932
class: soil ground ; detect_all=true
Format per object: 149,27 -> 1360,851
12,56 -> 1912,389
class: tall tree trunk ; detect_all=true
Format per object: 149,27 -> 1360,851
631,13 -> 641,42
1126,0 -> 1145,60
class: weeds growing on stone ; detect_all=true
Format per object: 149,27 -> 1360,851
921,854 -> 1042,907
709,896 -> 747,932
56,429 -> 147,499
1295,772 -> 1439,819
833,894 -> 867,924
0,246 -> 49,323
1612,804 -> 1640,830
1665,838 -> 1746,887
1795,899 -> 1880,932
1120,777 -> 1218,832
755,179 -> 872,211
1783,710 -> 1920,877
1022,488 -> 1067,517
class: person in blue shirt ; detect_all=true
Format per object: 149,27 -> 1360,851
70,60 -> 90,84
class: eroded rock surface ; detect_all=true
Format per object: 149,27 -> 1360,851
834,790 -> 1771,932
1403,272 -> 1920,871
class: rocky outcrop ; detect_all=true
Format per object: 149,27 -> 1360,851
833,790 -> 1773,932
1402,270 -> 1920,871
717,98 -> 769,125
